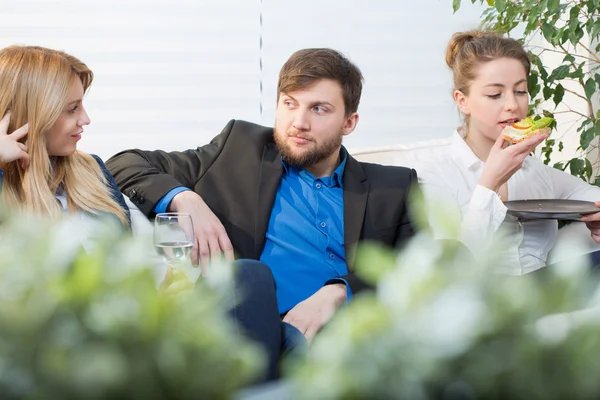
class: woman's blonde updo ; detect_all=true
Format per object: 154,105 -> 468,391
445,29 -> 531,95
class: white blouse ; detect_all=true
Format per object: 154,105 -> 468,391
416,131 -> 600,275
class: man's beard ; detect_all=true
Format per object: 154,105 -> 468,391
274,127 -> 343,169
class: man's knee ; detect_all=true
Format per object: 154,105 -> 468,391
233,259 -> 276,293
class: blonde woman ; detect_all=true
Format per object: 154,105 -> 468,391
0,45 -> 130,228
416,30 -> 600,275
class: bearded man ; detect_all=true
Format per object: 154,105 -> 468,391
107,48 -> 419,382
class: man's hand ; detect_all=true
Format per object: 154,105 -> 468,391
0,112 -> 29,168
282,283 -> 347,342
168,190 -> 234,273
581,201 -> 600,244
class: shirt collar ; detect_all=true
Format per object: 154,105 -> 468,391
280,146 -> 348,188
452,129 -> 483,170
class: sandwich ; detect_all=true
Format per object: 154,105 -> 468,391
502,116 -> 554,144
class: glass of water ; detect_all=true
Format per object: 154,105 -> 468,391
154,213 -> 194,268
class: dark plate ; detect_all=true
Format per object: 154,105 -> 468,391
505,199 -> 600,220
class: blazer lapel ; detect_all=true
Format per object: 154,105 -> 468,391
254,143 -> 283,258
343,156 -> 369,267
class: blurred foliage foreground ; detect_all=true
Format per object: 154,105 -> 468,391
290,233 -> 600,400
2,204 -> 600,400
0,209 -> 264,400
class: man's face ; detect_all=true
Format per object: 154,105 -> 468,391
274,79 -> 357,170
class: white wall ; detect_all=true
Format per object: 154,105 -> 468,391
0,0 -> 486,159
260,0 -> 486,150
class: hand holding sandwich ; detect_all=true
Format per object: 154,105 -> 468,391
580,202 -> 600,244
478,128 -> 548,193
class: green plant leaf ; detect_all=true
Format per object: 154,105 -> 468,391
541,22 -> 555,42
547,0 -> 559,13
486,0 -> 495,5
560,28 -> 570,45
526,10 -> 540,32
527,73 -> 540,98
584,78 -> 596,100
495,0 -> 506,13
543,86 -> 554,100
553,84 -> 565,107
568,6 -> 580,33
584,158 -> 593,180
587,0 -> 600,16
453,0 -> 461,13
570,26 -> 585,47
578,118 -> 593,132
592,19 -> 600,40
541,138 -> 555,165
569,62 -> 585,79
595,118 -> 600,141
580,126 -> 596,150
569,158 -> 585,177
548,65 -> 570,81
562,54 -> 576,63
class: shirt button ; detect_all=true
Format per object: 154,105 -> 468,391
329,254 -> 335,259
320,222 -> 326,228
315,183 -> 322,189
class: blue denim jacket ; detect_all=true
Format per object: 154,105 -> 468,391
91,154 -> 131,229
0,155 -> 130,229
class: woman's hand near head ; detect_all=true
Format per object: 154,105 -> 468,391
478,131 -> 548,193
0,112 -> 29,168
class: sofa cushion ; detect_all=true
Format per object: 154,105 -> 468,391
349,137 -> 453,168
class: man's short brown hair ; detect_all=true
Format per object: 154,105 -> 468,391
277,48 -> 363,116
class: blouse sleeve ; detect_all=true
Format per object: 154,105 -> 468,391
417,165 -> 508,260
546,165 -> 600,201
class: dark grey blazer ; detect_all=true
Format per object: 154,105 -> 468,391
106,120 -> 419,293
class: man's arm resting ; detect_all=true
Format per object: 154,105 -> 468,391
324,278 -> 353,303
325,273 -> 375,301
106,119 -> 237,217
154,187 -> 191,214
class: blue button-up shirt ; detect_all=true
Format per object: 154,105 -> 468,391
260,149 -> 349,314
155,148 -> 351,314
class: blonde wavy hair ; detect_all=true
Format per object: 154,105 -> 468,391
0,45 -> 128,225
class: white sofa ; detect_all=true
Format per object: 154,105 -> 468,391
128,137 -> 600,266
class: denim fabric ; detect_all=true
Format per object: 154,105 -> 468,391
228,259 -> 308,382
